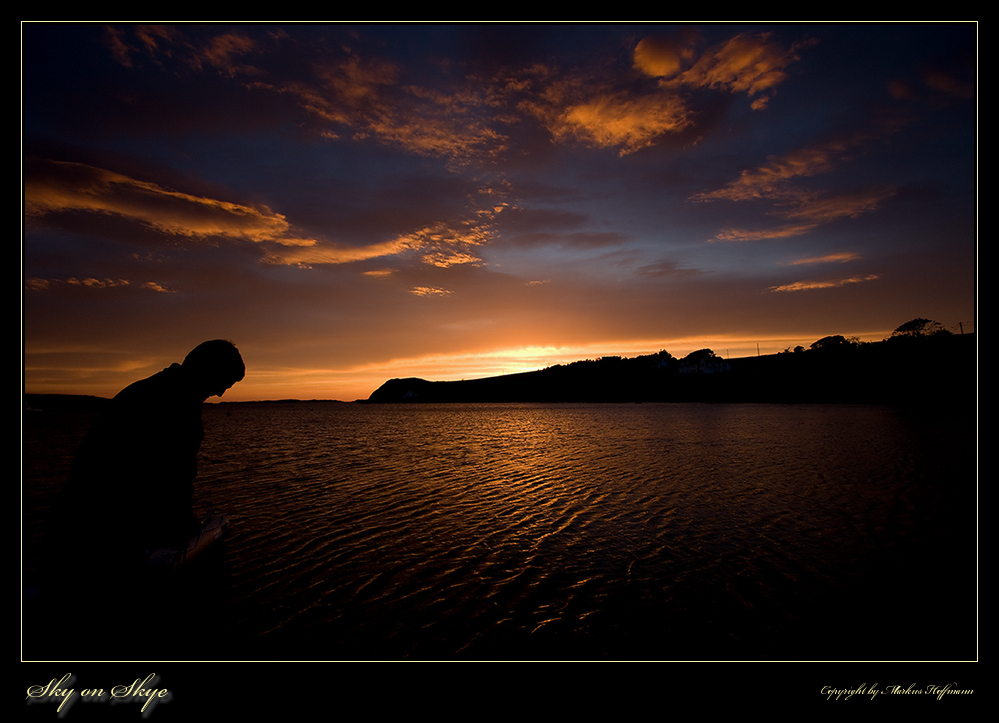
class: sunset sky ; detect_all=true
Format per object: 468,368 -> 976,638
22,23 -> 977,402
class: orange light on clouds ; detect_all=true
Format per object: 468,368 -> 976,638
22,25 -> 976,407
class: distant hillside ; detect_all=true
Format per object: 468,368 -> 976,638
366,333 -> 976,407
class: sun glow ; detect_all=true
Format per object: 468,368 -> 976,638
214,329 -> 895,402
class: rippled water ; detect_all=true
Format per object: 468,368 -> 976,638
23,402 -> 977,660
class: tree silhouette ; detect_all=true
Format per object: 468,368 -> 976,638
809,335 -> 857,351
892,318 -> 945,338
680,348 -> 720,365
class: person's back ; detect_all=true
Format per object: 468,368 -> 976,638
33,341 -> 243,657
53,340 -> 245,569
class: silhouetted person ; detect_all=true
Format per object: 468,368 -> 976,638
54,340 -> 245,571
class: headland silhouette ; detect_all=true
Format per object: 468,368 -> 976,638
365,320 -> 975,407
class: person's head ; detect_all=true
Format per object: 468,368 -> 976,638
182,340 -> 245,399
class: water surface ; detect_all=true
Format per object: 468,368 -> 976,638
23,402 -> 977,660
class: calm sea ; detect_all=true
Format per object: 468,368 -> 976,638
22,401 -> 977,661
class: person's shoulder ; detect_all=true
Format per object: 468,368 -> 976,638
113,364 -> 185,403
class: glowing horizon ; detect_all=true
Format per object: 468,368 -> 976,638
22,24 -> 976,405
23,327 -> 921,403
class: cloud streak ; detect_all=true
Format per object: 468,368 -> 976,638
25,159 -> 315,247
665,32 -> 816,105
769,275 -> 879,293
786,252 -> 862,266
693,124 -> 901,243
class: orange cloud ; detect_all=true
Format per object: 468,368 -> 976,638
24,159 -> 315,247
692,145 -> 843,203
786,252 -> 861,265
516,62 -> 695,155
672,32 -> 814,99
707,188 -> 894,243
694,131 -> 897,242
769,275 -> 878,292
265,207 -> 499,268
524,33 -> 809,156
411,286 -> 451,297
421,251 -> 482,268
274,55 -> 507,164
782,189 -> 895,225
66,277 -> 130,288
550,92 -> 693,154
264,236 -> 420,266
633,34 -> 699,78
709,224 -> 819,242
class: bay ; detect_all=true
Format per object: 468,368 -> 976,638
22,401 -> 977,661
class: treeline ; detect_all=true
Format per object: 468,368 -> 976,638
366,319 -> 976,407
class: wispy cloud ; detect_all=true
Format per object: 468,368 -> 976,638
709,224 -> 821,242
288,56 -> 509,163
362,268 -> 398,278
264,207 -> 501,268
692,142 -> 852,204
105,24 -> 261,76
411,286 -> 452,297
24,156 -> 504,275
782,189 -> 895,223
104,26 -> 508,165
707,188 -> 896,242
786,252 -> 861,266
694,126 -> 898,242
651,32 -> 816,104
263,236 -> 421,266
103,24 -> 179,67
24,159 -> 315,247
24,276 -> 173,293
769,274 -> 878,292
